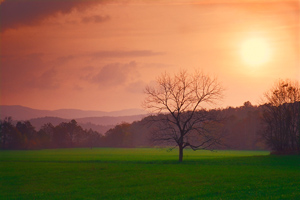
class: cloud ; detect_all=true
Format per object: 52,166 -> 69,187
82,15 -> 110,23
126,80 -> 146,93
142,62 -> 171,69
0,0 -> 104,31
89,50 -> 164,58
1,52 -> 60,91
55,55 -> 76,65
53,51 -> 163,63
90,61 -> 139,87
73,84 -> 84,91
1,53 -> 46,92
28,68 -> 60,90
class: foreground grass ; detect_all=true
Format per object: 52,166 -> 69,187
0,148 -> 299,199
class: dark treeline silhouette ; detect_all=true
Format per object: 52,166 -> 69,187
260,80 -> 300,154
0,103 -> 263,150
0,118 -> 103,150
103,102 -> 268,150
261,101 -> 300,154
1,101 -> 299,151
103,101 -> 298,151
221,102 -> 265,150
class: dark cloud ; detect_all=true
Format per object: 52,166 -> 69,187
1,53 -> 45,92
0,0 -> 104,31
90,61 -> 139,87
0,53 -> 61,93
82,15 -> 110,23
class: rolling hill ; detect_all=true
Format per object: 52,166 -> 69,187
0,105 -> 147,120
0,105 -> 147,134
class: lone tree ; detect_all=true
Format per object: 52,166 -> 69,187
261,79 -> 300,154
143,70 -> 224,162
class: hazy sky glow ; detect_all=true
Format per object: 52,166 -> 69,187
0,0 -> 299,111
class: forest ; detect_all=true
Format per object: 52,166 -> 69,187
0,102 -> 269,151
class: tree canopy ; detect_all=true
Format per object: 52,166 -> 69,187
261,79 -> 300,154
143,70 -> 224,162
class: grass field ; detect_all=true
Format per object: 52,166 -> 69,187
0,148 -> 299,200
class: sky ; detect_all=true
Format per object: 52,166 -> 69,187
0,0 -> 299,111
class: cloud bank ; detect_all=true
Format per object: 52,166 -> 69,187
91,61 -> 139,88
0,0 -> 104,31
82,15 -> 110,24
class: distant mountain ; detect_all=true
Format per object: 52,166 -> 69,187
0,105 -> 52,120
75,115 -> 146,126
28,115 -> 145,134
52,108 -> 147,119
0,105 -> 147,121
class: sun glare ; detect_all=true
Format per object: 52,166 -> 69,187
240,37 -> 271,67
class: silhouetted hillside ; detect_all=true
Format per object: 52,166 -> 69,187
1,103 -> 270,150
0,105 -> 52,120
101,103 -> 269,150
0,105 -> 147,120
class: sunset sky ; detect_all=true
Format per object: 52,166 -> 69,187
0,0 -> 299,111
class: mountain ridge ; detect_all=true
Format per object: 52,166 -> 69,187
0,105 -> 147,120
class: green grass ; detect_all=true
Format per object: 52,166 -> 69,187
0,148 -> 299,199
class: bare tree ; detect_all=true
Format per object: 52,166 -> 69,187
143,70 -> 224,162
261,79 -> 300,154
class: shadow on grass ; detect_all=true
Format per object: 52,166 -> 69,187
5,154 -> 299,167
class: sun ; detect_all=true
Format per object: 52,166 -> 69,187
240,37 -> 271,67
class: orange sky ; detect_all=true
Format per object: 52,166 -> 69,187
0,0 -> 299,111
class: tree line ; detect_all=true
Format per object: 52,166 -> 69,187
141,70 -> 299,161
0,118 -> 101,150
0,102 -> 283,151
1,70 -> 299,158
0,101 -> 299,153
260,80 -> 300,154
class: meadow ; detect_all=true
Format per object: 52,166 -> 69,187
0,148 -> 299,200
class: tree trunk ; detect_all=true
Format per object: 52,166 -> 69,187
179,145 -> 183,162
